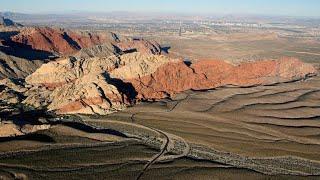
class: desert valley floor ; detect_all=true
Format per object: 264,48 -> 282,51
1,76 -> 320,179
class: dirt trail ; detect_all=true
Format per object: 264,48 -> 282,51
136,128 -> 170,180
132,94 -> 192,179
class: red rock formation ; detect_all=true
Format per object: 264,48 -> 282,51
65,31 -> 109,50
55,93 -> 128,114
41,80 -> 76,90
56,97 -> 104,114
23,51 -> 317,115
128,57 -> 317,100
11,27 -> 163,56
11,27 -> 109,55
116,39 -> 162,55
24,53 -> 171,114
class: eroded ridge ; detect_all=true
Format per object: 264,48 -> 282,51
4,56 -> 315,116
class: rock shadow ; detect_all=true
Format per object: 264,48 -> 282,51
57,121 -> 128,138
0,31 -> 19,40
103,72 -> 138,103
62,32 -> 81,50
183,59 -> 192,67
161,45 -> 171,54
3,108 -> 56,126
0,133 -> 55,143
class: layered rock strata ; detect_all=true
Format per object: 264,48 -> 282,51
128,57 -> 317,100
23,55 -> 317,114
11,27 -> 163,56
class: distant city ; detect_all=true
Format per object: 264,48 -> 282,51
1,11 -> 319,40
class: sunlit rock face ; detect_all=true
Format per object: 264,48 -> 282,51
11,27 -> 162,56
24,52 -> 174,114
1,26 -> 317,115
11,27 -> 113,55
24,54 -> 317,115
128,57 -> 317,100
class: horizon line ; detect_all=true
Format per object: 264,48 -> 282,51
1,10 -> 320,19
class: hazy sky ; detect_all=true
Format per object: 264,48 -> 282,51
1,0 -> 320,17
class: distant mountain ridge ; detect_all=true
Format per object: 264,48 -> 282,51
0,16 -> 23,27
1,11 -> 320,25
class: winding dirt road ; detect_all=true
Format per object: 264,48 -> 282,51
136,127 -> 170,180
132,94 -> 192,180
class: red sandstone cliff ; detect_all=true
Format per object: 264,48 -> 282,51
23,54 -> 317,114
10,27 -> 163,56
11,27 -> 110,55
128,58 -> 317,100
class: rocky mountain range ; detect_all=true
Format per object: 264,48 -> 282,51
0,26 -> 163,79
0,18 -> 318,136
2,54 -> 314,116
